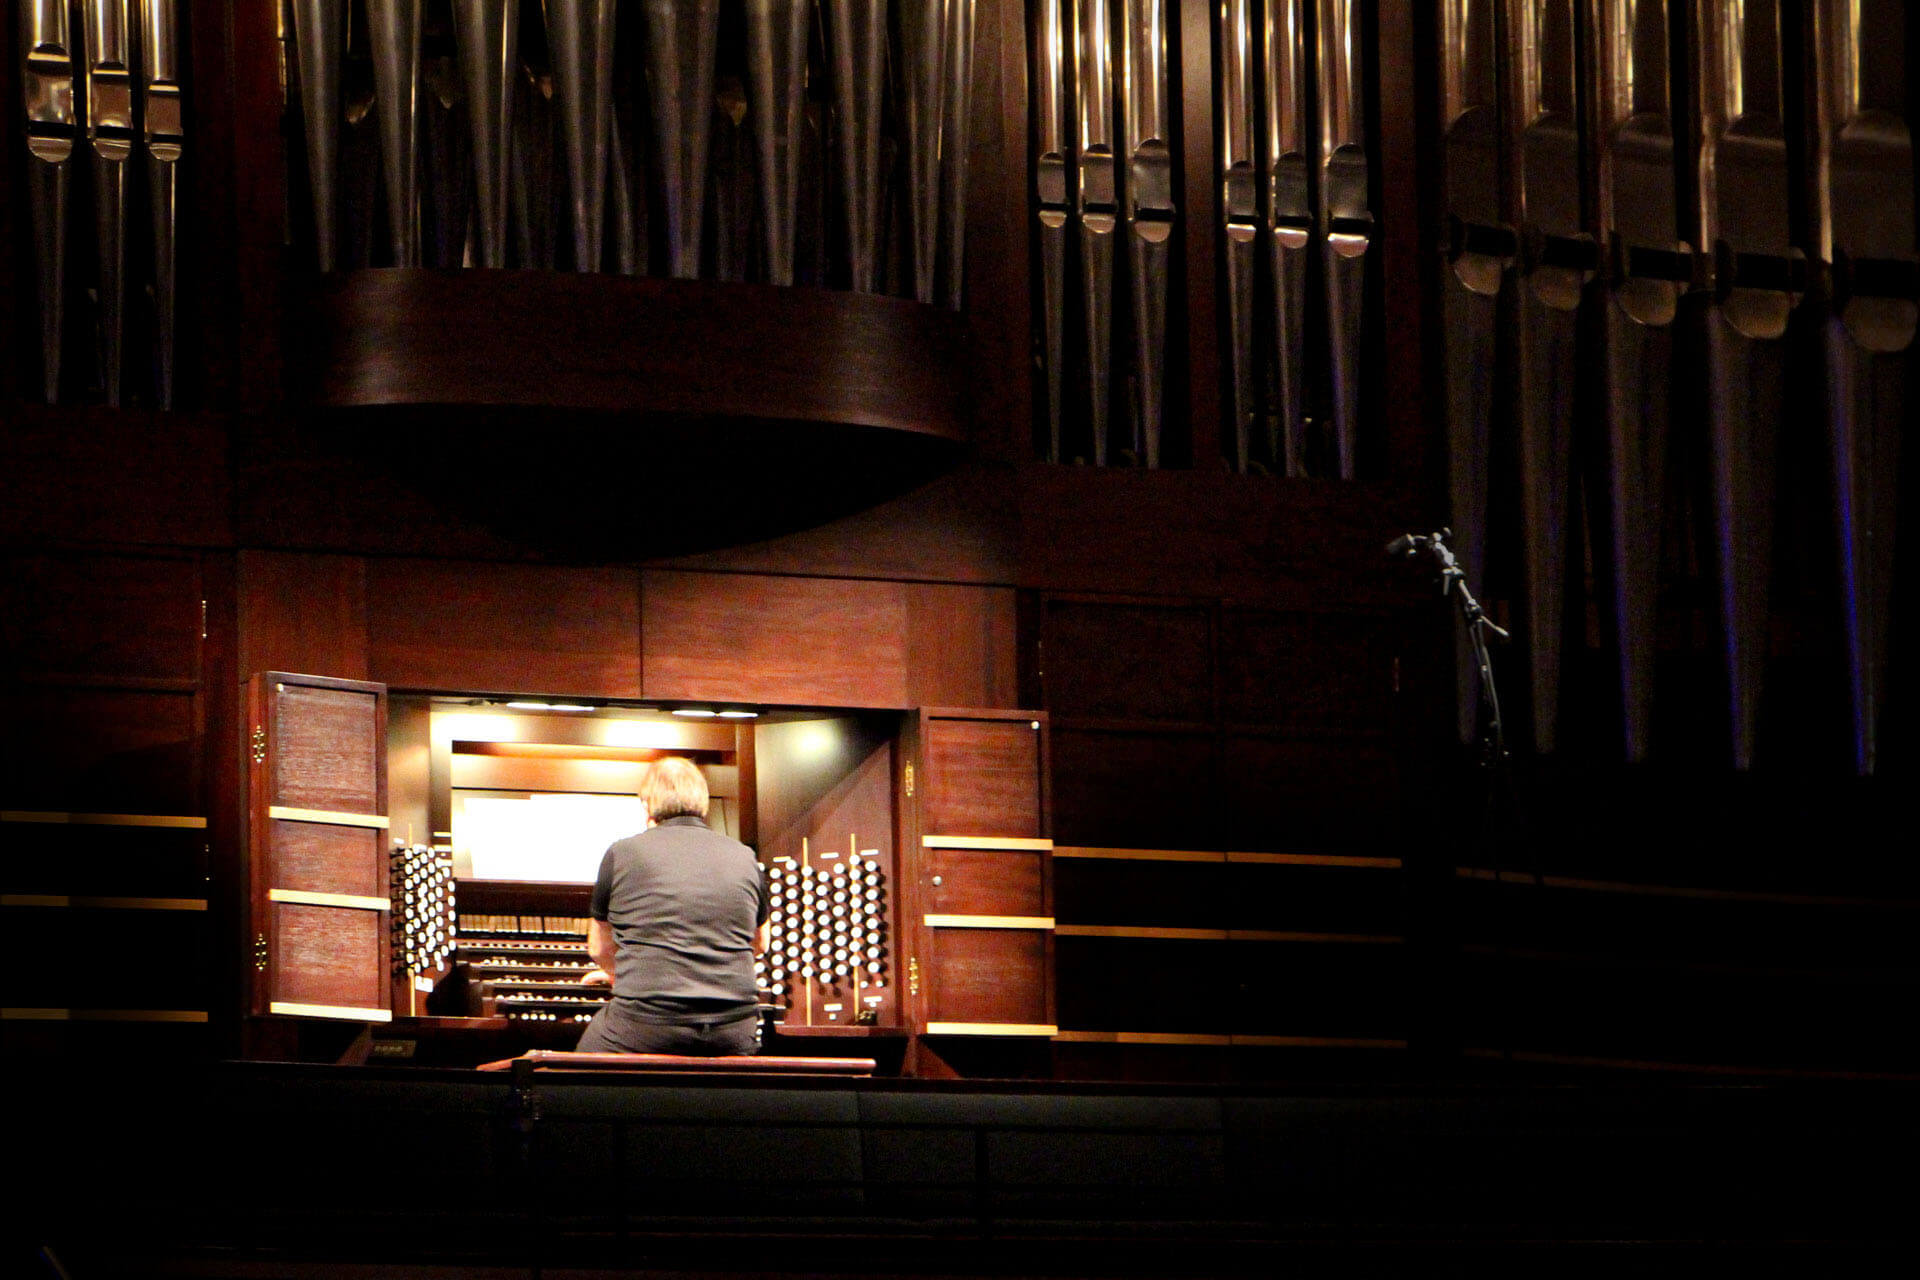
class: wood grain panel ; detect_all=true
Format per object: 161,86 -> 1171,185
1220,862 -> 1407,936
1042,599 -> 1214,722
272,684 -> 381,813
1049,728 -> 1219,851
0,553 -> 201,682
922,717 -> 1044,836
367,560 -> 641,697
643,571 -> 908,708
1221,609 -> 1396,731
269,903 -> 385,1011
926,847 -> 1048,917
450,755 -> 649,795
238,551 -> 369,682
924,929 -> 1050,1026
0,408 -> 233,548
1,689 -> 198,814
268,822 -> 382,899
1220,736 -> 1399,852
906,583 -> 1019,709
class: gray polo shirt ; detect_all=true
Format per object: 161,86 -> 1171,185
590,813 -> 768,1022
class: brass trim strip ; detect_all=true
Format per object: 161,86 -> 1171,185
268,888 -> 390,911
1462,1047 -> 1920,1083
1228,851 -> 1402,869
1232,1035 -> 1407,1049
924,1022 -> 1059,1037
1052,1030 -> 1232,1045
269,1001 -> 394,1022
267,806 -> 389,829
922,835 -> 1054,851
1052,925 -> 1403,944
2,810 -> 207,829
923,914 -> 1055,929
1048,846 -> 1402,868
1054,846 -> 1224,863
1453,866 -> 1916,910
1056,925 -> 1227,940
1,894 -> 208,911
1,1007 -> 209,1023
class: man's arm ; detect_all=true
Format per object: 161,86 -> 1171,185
755,919 -> 770,956
584,917 -> 617,985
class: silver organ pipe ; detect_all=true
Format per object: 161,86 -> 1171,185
1119,0 -> 1171,468
290,0 -> 346,272
642,0 -> 720,280
366,0 -> 424,266
1810,0 -> 1913,775
1263,0 -> 1310,477
825,0 -> 887,293
895,0 -> 947,304
1315,0 -> 1369,480
1219,0 -> 1258,475
1074,0 -> 1116,464
743,0 -> 810,286
138,0 -> 183,408
1033,0 -> 1071,461
545,0 -> 617,272
452,0 -> 519,269
21,0 -> 79,403
83,0 -> 135,405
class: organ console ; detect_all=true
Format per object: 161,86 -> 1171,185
245,674 -> 1047,1071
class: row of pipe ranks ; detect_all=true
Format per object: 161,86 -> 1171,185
760,848 -> 889,1007
282,0 -> 977,303
390,841 -> 455,975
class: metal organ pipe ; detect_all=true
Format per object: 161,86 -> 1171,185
1075,0 -> 1117,464
452,0 -> 520,269
84,0 -> 134,405
1033,0 -> 1072,461
743,0 -> 809,286
22,0 -> 78,403
545,0 -> 617,272
825,0 -> 887,292
366,0 -> 424,266
642,0 -> 720,280
1263,0 -> 1311,478
1119,0 -> 1171,468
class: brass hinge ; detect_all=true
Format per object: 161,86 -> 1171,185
904,763 -> 915,798
908,955 -> 920,996
250,726 -> 266,764
254,932 -> 269,972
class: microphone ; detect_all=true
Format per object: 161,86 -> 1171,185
1384,533 -> 1424,558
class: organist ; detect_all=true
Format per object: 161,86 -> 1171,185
575,758 -> 771,1054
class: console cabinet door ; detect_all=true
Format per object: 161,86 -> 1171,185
906,709 -> 1055,1041
246,672 -> 391,1021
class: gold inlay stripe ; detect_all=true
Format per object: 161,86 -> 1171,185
1052,925 -> 1403,944
1056,925 -> 1227,940
1,1007 -> 208,1023
268,806 -> 389,829
1052,1030 -> 1232,1045
269,1001 -> 393,1022
922,835 -> 1053,851
2,810 -> 207,829
1452,866 -> 1914,909
1054,846 -> 1224,863
924,1022 -> 1058,1037
1,894 -> 208,911
268,888 -> 390,911
1228,851 -> 1403,869
923,914 -> 1055,929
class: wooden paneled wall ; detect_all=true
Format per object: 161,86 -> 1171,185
1,551 -> 222,1055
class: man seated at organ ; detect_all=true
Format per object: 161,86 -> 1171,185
575,758 -> 770,1055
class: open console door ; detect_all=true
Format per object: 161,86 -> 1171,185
247,672 -> 392,1023
905,708 -> 1055,1070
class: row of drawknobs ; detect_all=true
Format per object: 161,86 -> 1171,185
762,854 -> 888,995
19,0 -> 185,407
1436,0 -> 1914,775
1031,0 -> 1373,475
391,842 -> 457,975
286,0 -> 976,302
